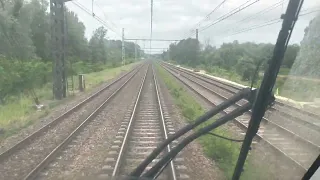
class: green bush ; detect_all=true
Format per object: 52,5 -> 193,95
0,57 -> 113,104
0,58 -> 51,103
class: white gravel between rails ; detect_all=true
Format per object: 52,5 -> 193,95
0,66 -> 143,180
156,68 -> 226,180
36,67 -> 147,180
0,64 -> 140,152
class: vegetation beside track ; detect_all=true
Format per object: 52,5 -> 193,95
0,62 -> 139,141
156,64 -> 271,179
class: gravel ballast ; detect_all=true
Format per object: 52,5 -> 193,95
0,65 -> 144,180
161,64 -> 307,180
37,67 -> 147,180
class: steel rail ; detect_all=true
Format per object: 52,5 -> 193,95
167,62 -> 320,122
23,63 -> 146,180
160,63 -> 308,173
152,65 -> 177,180
112,64 -> 149,177
111,64 -> 177,180
167,63 -> 320,132
165,63 -> 320,150
0,63 -> 144,162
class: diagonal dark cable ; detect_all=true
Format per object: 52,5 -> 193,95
202,0 -> 228,23
93,1 -> 119,30
129,87 -> 252,177
221,0 -> 285,34
73,1 -> 119,34
236,0 -> 285,24
184,0 -> 228,38
228,18 -> 282,36
299,9 -> 320,16
142,103 -> 252,179
226,2 -> 317,37
189,0 -> 259,36
71,1 -> 121,37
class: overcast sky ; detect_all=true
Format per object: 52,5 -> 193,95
66,0 -> 320,53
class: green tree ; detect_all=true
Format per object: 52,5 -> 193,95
89,26 -> 107,64
0,0 -> 35,60
66,10 -> 89,62
283,44 -> 300,68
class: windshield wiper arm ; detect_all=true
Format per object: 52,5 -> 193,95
129,88 -> 255,177
142,102 -> 252,179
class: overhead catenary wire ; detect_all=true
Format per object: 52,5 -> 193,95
92,1 -> 120,31
227,3 -> 319,34
182,0 -> 261,40
183,0 -> 228,38
210,1 -> 318,38
216,0 -> 286,35
72,1 -> 120,36
228,18 -> 282,36
187,0 -> 283,40
71,1 -> 122,38
185,0 -> 261,39
200,0 -> 228,23
197,0 -> 260,33
299,9 -> 320,16
300,6 -> 320,12
226,8 -> 319,36
235,0 -> 285,24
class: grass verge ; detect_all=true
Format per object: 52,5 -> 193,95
0,62 -> 139,141
156,64 -> 271,180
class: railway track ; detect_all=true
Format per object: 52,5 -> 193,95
165,63 -> 320,145
168,62 -> 320,132
99,65 -> 187,179
160,62 -> 319,177
0,63 -> 146,180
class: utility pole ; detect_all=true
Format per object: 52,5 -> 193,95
122,28 -> 125,65
150,0 -> 153,55
51,0 -> 67,99
135,40 -> 137,61
196,28 -> 199,41
64,3 -> 73,95
195,28 -> 199,65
